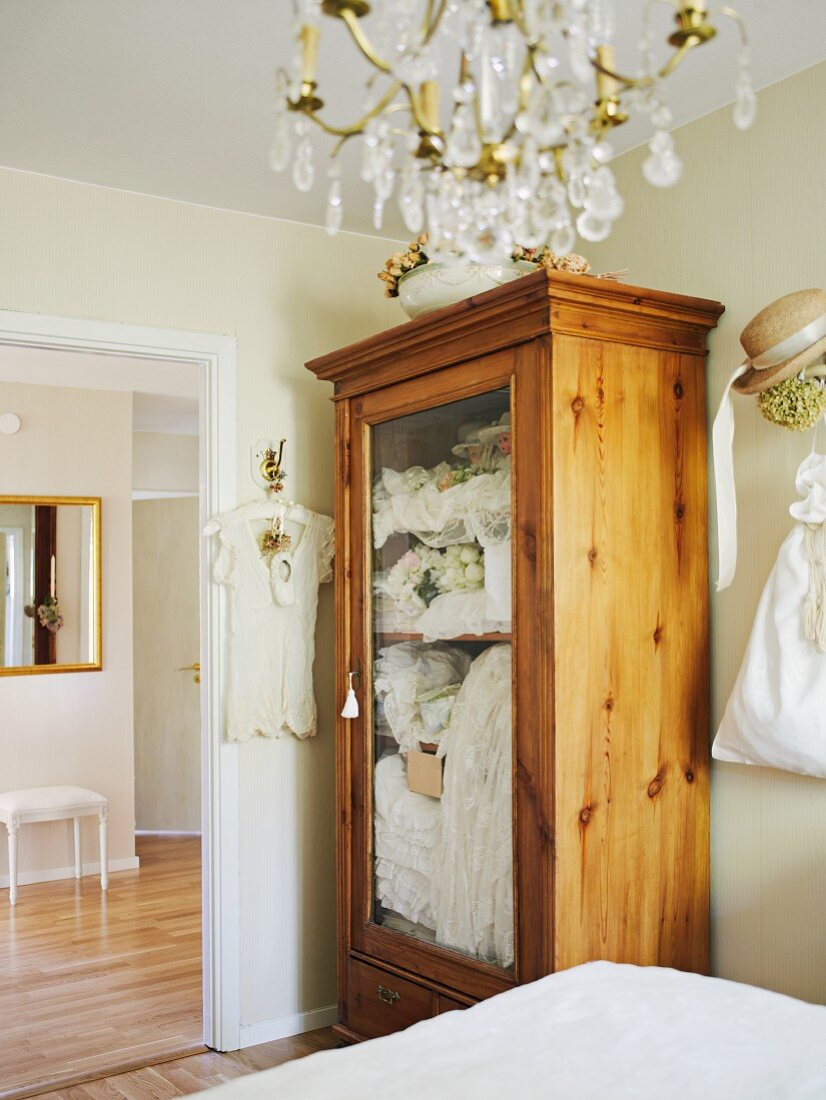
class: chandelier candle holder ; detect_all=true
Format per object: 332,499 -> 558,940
271,1 -> 753,261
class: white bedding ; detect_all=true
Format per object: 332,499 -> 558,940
201,962 -> 826,1099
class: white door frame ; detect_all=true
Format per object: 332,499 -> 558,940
0,526 -> 25,666
0,309 -> 240,1051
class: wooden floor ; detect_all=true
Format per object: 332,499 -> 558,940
0,835 -> 204,1100
35,1029 -> 339,1099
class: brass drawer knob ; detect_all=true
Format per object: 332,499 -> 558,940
376,984 -> 400,1005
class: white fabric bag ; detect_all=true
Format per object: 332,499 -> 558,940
712,451 -> 826,777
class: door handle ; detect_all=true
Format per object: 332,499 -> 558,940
376,984 -> 400,1005
177,662 -> 201,684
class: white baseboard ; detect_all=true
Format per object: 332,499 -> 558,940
135,830 -> 202,837
239,1004 -> 338,1049
0,855 -> 140,890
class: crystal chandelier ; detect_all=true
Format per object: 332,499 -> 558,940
270,1 -> 754,261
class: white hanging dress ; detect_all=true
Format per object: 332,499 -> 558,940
204,499 -> 334,742
712,451 -> 826,778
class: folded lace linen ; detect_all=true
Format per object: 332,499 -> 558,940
374,641 -> 471,751
417,588 -> 510,642
373,467 -> 512,550
374,753 -> 441,928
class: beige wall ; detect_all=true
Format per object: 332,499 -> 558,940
133,497 -> 200,832
0,165 -> 398,1029
588,60 -> 826,1004
133,430 -> 199,494
0,381 -> 135,880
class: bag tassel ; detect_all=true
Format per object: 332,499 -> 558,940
803,523 -> 826,653
341,671 -> 359,719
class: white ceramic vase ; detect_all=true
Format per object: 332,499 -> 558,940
397,260 -> 537,320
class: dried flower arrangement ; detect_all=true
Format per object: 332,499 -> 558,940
378,234 -> 626,297
758,376 -> 826,431
36,594 -> 64,634
510,244 -> 591,274
259,515 -> 292,561
377,234 -> 430,298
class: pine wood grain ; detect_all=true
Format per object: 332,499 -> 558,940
0,835 -> 203,1100
551,334 -> 710,971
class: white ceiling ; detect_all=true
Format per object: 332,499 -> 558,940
1,2 -> 825,239
132,392 -> 199,435
0,344 -> 199,434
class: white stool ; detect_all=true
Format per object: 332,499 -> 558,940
0,786 -> 109,904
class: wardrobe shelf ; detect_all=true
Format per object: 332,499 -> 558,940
375,631 -> 511,643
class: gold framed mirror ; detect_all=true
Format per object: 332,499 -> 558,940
0,495 -> 102,676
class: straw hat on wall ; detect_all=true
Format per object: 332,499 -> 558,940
734,288 -> 826,394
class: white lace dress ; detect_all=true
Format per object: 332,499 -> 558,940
204,499 -> 334,742
431,643 -> 513,968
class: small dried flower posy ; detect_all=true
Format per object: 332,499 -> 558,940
259,515 -> 292,562
377,234 -> 430,298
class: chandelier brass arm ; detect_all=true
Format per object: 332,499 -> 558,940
334,5 -> 392,73
290,78 -> 403,138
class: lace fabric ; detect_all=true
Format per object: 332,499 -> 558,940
416,588 -> 510,642
373,466 -> 512,550
374,641 -> 471,751
431,644 -> 514,968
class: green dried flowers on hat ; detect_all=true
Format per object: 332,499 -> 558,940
757,376 -> 826,431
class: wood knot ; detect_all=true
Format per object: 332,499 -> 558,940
603,695 -> 615,713
571,396 -> 584,414
579,805 -> 592,825
597,387 -> 605,402
674,501 -> 686,521
673,380 -> 684,399
684,768 -> 695,783
588,546 -> 598,566
647,772 -> 665,799
653,621 -> 663,648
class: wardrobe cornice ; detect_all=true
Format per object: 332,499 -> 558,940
305,269 -> 725,400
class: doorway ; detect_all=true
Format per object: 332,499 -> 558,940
0,310 -> 240,1095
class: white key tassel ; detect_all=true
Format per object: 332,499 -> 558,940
341,671 -> 359,719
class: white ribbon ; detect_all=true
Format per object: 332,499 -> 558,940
712,312 -> 826,592
748,313 -> 826,369
712,363 -> 749,591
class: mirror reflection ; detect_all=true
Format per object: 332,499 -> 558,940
0,497 -> 101,673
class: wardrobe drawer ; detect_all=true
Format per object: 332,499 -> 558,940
348,959 -> 435,1038
437,994 -> 472,1014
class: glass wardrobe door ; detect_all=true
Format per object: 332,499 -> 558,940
369,386 -> 514,972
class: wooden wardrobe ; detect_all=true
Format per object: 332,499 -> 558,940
306,268 -> 724,1043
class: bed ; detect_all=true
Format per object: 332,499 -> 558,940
201,962 -> 826,1099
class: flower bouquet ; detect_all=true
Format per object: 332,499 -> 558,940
37,594 -> 64,634
374,542 -> 485,619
